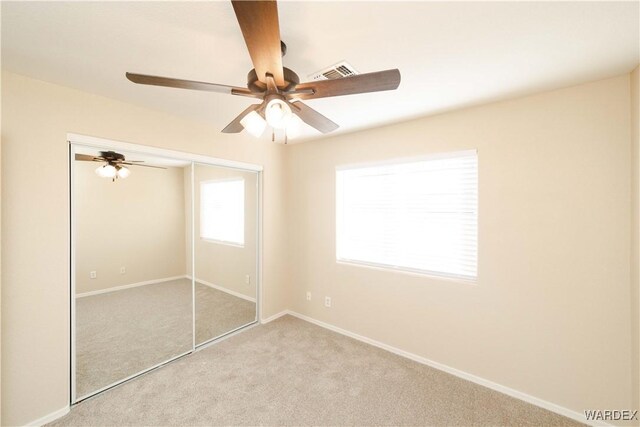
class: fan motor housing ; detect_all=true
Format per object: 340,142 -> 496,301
100,151 -> 125,162
247,67 -> 299,92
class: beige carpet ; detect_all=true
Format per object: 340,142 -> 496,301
195,282 -> 256,345
76,278 -> 256,398
59,315 -> 582,426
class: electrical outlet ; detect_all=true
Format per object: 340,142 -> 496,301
306,291 -> 312,301
90,271 -> 97,279
245,275 -> 251,285
324,296 -> 331,307
120,267 -> 126,274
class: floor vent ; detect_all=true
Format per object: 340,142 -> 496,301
309,61 -> 359,81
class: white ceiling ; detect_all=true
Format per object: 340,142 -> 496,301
2,1 -> 639,143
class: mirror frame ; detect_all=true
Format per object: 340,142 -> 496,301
69,133 -> 263,404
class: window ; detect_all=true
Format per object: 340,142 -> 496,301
336,150 -> 477,280
200,178 -> 245,246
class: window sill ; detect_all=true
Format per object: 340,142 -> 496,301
200,237 -> 245,248
336,259 -> 477,285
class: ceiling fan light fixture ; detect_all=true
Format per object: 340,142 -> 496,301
96,164 -> 117,178
240,110 -> 267,137
126,2 -> 402,139
285,113 -> 303,139
116,166 -> 131,179
265,98 -> 292,129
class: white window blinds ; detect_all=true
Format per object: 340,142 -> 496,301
336,150 -> 478,280
200,178 -> 245,246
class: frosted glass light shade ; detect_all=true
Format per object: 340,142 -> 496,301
117,166 -> 131,179
240,111 -> 267,137
286,114 -> 303,139
265,99 -> 292,129
96,164 -> 117,178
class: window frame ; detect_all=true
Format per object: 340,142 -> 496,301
199,177 -> 246,247
335,149 -> 478,283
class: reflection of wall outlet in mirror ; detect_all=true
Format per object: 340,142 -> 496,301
120,267 -> 126,274
324,296 -> 331,307
306,291 -> 312,301
245,275 -> 251,285
90,271 -> 97,279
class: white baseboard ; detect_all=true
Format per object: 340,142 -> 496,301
285,310 -> 605,427
24,405 -> 69,426
75,275 -> 187,298
189,276 -> 256,303
260,310 -> 289,324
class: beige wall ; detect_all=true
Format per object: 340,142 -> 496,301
0,72 -> 290,426
0,67 -> 3,424
2,67 -> 638,426
188,164 -> 257,300
287,75 -> 633,415
74,161 -> 187,294
631,65 -> 640,414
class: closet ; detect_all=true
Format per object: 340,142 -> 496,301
70,135 -> 261,402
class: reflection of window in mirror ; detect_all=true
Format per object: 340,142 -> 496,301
200,178 -> 245,246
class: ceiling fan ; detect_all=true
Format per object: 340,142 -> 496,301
125,0 -> 401,141
75,151 -> 166,181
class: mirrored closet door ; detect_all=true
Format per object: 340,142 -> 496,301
192,163 -> 258,345
71,140 -> 260,402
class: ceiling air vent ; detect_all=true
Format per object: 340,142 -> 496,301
309,61 -> 359,81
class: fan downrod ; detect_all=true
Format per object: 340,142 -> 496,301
247,67 -> 299,92
246,41 -> 297,92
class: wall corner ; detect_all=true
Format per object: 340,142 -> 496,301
630,65 -> 639,414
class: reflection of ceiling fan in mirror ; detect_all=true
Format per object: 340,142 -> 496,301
75,151 -> 167,182
125,0 -> 401,142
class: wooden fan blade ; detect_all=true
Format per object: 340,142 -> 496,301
291,101 -> 339,134
75,154 -> 102,162
125,72 -> 258,98
231,1 -> 285,87
120,162 -> 167,169
222,103 -> 263,133
289,69 -> 401,101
